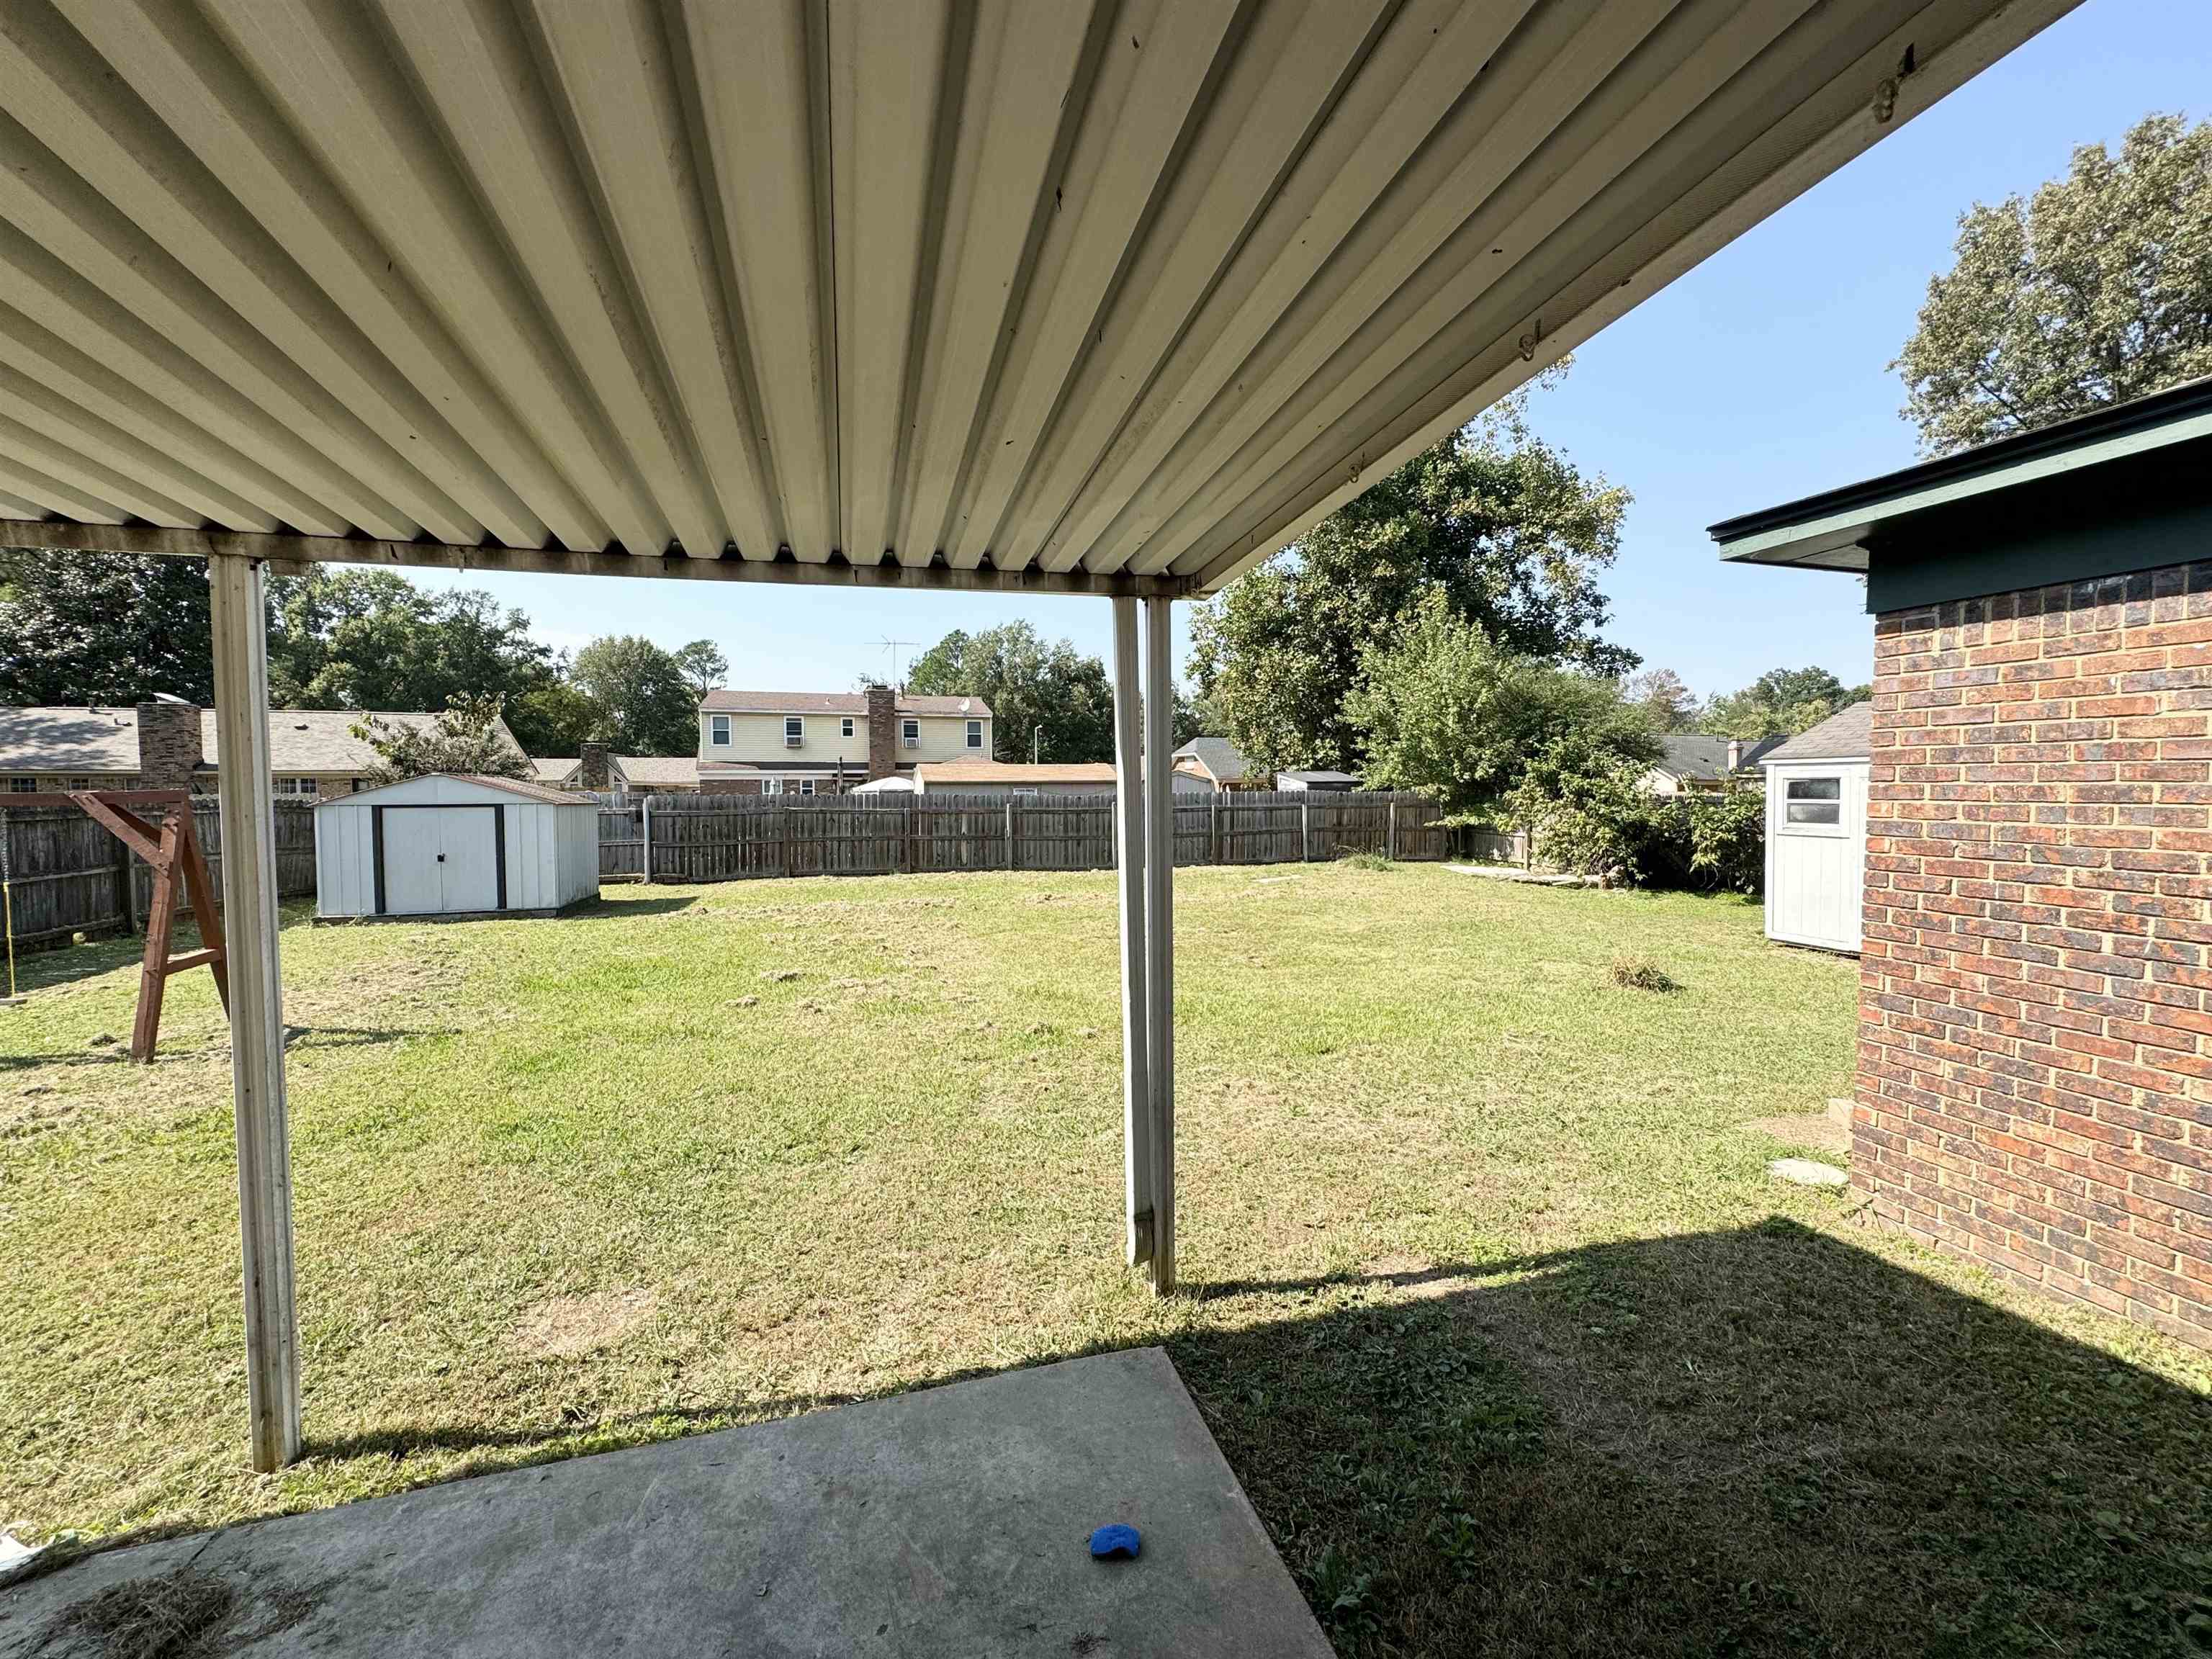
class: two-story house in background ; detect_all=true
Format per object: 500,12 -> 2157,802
696,686 -> 991,795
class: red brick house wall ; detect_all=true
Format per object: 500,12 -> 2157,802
1859,562 -> 2212,1349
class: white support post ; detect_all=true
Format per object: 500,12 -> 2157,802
1141,596 -> 1176,1294
1110,598 -> 1153,1269
207,553 -> 301,1473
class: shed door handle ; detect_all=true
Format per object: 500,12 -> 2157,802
436,853 -> 446,863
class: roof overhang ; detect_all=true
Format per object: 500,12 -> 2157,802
1711,375 -> 2212,574
0,0 -> 2077,599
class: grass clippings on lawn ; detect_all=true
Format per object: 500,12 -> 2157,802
2,868 -> 2207,1658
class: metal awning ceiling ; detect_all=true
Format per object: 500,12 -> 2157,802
0,0 -> 2074,598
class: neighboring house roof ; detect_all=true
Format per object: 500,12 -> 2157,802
1649,734 -> 1784,781
328,772 -> 589,807
1174,736 -> 1254,784
701,689 -> 993,717
1761,701 -> 1873,764
0,706 -> 515,775
917,761 -> 1116,786
529,756 -> 579,783
1277,770 -> 1358,786
617,755 -> 701,786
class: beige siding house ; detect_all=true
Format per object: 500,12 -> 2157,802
697,687 -> 991,795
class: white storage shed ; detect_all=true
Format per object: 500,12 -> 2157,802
1758,703 -> 1871,954
315,773 -> 599,920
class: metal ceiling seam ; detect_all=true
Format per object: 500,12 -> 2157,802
203,0 -> 666,558
986,0 -> 1398,574
0,221 -> 424,544
1120,0 -> 1800,577
0,490 -> 47,522
828,0 -> 950,566
943,0 -> 1242,570
893,0 -> 1102,567
0,121 -> 459,545
1094,0 -> 1678,576
1035,0 -> 1593,575
59,0 -> 594,552
0,295 -> 356,539
526,0 -> 781,562
0,457 -> 130,526
1,2 -> 547,552
0,413 -> 204,529
1172,0 -> 1953,579
678,0 -> 838,563
1013,0 -> 1467,576
0,361 -> 278,532
1184,0 -> 2085,589
367,0 -> 716,559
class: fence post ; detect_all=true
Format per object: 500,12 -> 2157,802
1005,799 -> 1016,871
1300,799 -> 1311,863
642,795 -> 654,884
1387,799 -> 1397,860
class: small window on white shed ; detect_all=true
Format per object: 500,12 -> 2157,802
1783,777 -> 1843,830
966,719 -> 984,750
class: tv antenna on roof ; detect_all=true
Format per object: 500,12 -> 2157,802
880,637 -> 921,687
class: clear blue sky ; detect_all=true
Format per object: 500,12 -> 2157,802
411,0 -> 2208,703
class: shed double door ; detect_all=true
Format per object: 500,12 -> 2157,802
382,806 -> 500,914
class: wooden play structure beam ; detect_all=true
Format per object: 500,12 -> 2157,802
6,788 -> 228,1061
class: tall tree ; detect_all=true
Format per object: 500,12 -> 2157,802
1894,113 -> 2212,455
505,675 -> 609,757
1188,382 -> 1634,774
0,549 -> 216,704
904,621 -> 1116,763
1703,667 -> 1866,740
1347,592 -> 1658,816
266,567 -> 553,713
568,635 -> 699,755
671,639 -> 729,702
1620,667 -> 1699,732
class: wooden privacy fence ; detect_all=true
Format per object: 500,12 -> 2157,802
601,790 -> 1444,883
0,799 -> 316,950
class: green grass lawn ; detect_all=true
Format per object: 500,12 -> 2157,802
4,866 -> 2208,1655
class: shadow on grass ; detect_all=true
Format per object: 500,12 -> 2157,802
287,1219 -> 2211,1657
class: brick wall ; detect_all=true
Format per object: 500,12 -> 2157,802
134,701 -> 203,791
1860,562 -> 2212,1349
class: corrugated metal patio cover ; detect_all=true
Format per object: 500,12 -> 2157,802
0,0 -> 2072,595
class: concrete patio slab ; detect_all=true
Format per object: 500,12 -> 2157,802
1,1348 -> 1329,1658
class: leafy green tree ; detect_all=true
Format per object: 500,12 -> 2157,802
1620,667 -> 1699,732
0,548 -> 216,703
1189,384 -> 1634,774
354,693 -> 531,784
505,675 -> 609,757
266,567 -> 553,713
1703,667 -> 1866,740
671,639 -> 729,702
904,621 -> 1116,763
569,635 -> 698,755
1894,113 -> 2212,455
1346,592 -> 1657,816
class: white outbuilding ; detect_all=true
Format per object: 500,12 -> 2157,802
314,773 -> 599,920
1758,703 -> 1871,954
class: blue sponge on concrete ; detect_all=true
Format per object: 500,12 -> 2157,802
1088,1524 -> 1141,1560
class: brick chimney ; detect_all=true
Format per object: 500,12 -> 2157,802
866,685 -> 896,781
135,700 -> 204,791
577,740 -> 610,792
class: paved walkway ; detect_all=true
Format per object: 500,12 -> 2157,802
2,1348 -> 1328,1658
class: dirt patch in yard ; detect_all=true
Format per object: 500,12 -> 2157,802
37,1564 -> 331,1658
1741,1112 -> 1850,1156
511,1288 -> 657,1359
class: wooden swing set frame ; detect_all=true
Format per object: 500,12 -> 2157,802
2,788 -> 228,1059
